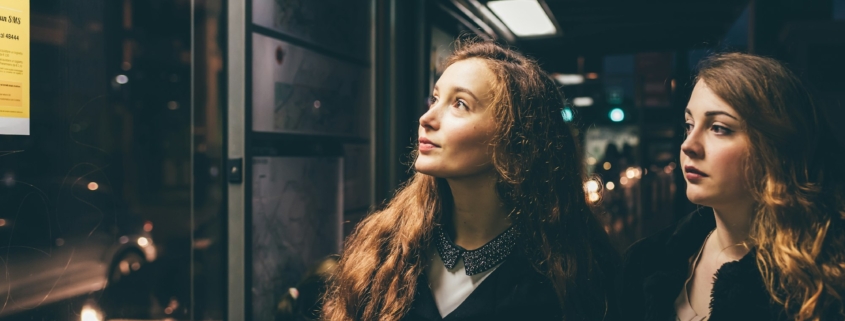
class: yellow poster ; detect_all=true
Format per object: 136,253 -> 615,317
0,0 -> 29,135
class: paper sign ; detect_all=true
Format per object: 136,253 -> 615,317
0,0 -> 29,135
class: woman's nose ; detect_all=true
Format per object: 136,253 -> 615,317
419,105 -> 439,130
681,130 -> 703,159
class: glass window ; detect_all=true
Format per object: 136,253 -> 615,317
0,0 -> 225,319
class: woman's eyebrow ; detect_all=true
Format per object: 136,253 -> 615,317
433,85 -> 480,102
704,110 -> 738,120
685,108 -> 739,121
453,86 -> 480,102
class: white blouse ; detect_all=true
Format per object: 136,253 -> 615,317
425,250 -> 501,317
675,231 -> 711,321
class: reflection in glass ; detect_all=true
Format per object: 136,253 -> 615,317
0,0 -> 225,319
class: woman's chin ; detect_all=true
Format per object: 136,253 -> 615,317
687,197 -> 719,209
685,189 -> 713,207
413,162 -> 436,176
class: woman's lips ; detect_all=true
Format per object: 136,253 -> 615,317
684,165 -> 708,182
419,137 -> 439,152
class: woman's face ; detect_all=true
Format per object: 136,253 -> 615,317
681,80 -> 754,209
415,58 -> 498,179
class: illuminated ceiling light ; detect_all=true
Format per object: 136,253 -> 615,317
553,73 -> 583,85
87,182 -> 99,191
606,181 -> 615,190
487,0 -> 557,37
609,108 -> 625,122
603,162 -> 611,170
115,75 -> 128,84
586,72 -> 599,79
573,97 -> 594,107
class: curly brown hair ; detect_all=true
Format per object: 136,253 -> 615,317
696,52 -> 845,321
321,39 -> 619,321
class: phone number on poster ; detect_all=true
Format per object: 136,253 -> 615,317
0,33 -> 19,40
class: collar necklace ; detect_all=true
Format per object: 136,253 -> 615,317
434,224 -> 519,276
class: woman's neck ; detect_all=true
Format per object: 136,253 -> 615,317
446,173 -> 512,250
711,201 -> 755,260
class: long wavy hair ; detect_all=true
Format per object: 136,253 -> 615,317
322,40 -> 619,321
696,53 -> 845,320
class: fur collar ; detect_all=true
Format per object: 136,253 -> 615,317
637,208 -> 787,321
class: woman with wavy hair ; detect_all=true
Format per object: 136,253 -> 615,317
620,52 -> 845,321
322,40 -> 620,321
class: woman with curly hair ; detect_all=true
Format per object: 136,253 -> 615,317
321,40 -> 620,321
620,52 -> 845,321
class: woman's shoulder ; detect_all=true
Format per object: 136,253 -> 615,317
622,208 -> 715,271
618,226 -> 675,299
622,223 -> 677,264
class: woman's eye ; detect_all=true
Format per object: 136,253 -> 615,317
683,122 -> 692,135
712,125 -> 733,135
428,96 -> 438,107
455,100 -> 468,110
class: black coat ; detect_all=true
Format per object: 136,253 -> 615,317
403,251 -> 620,321
618,208 -> 789,321
402,251 -> 562,321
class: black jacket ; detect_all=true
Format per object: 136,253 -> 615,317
403,251 -> 563,321
403,250 -> 620,321
619,208 -> 789,321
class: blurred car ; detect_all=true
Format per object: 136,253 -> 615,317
0,174 -> 156,319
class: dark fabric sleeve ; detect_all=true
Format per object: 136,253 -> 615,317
616,237 -> 655,321
594,243 -> 624,321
